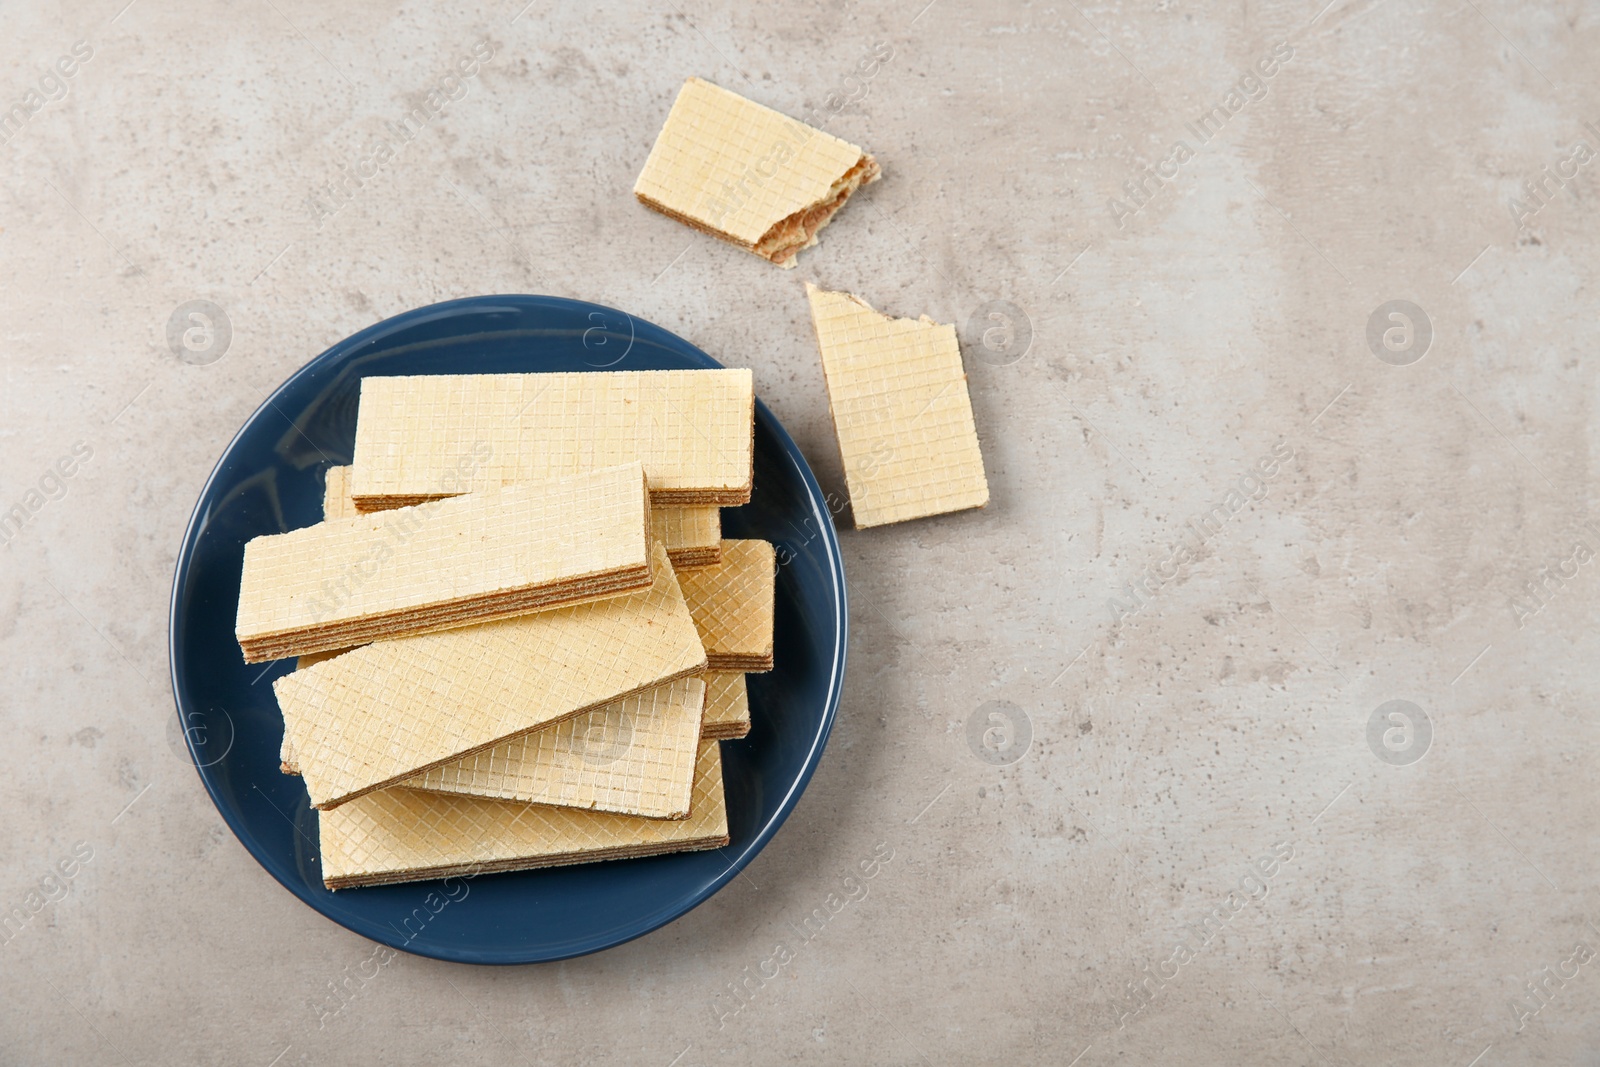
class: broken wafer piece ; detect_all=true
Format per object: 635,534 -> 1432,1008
634,76 -> 881,269
319,740 -> 730,889
805,284 -> 989,528
678,539 -> 775,672
350,370 -> 754,510
406,676 -> 706,819
700,672 -> 751,741
236,462 -> 653,663
321,466 -> 359,520
275,541 -> 705,809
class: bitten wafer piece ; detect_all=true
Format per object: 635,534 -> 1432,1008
406,677 -> 706,819
321,466 -> 359,520
678,539 -> 775,672
805,285 -> 989,528
275,542 -> 705,809
700,672 -> 751,741
236,462 -> 653,663
350,370 -> 754,510
634,77 -> 881,269
319,740 -> 730,889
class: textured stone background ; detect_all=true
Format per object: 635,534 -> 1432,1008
2,0 -> 1598,1063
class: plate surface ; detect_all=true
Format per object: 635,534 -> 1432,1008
167,295 -> 847,964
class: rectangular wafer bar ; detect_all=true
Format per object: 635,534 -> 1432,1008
349,370 -> 754,510
806,284 -> 989,528
286,670 -> 739,778
336,457 -> 720,570
678,539 -> 775,671
634,77 -> 881,269
700,672 -> 751,741
236,462 -> 654,663
405,676 -> 706,819
319,740 -> 729,889
275,541 -> 705,809
285,669 -> 735,776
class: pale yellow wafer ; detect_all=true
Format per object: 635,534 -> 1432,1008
319,740 -> 729,889
700,672 -> 750,741
321,465 -> 359,520
275,541 -> 705,809
289,668 -> 744,773
406,677 -> 706,818
349,370 -> 754,510
236,462 -> 653,662
285,673 -> 734,771
279,647 -> 362,774
634,77 -> 881,268
653,506 -> 721,569
346,469 -> 718,570
806,285 -> 989,528
678,540 -> 775,671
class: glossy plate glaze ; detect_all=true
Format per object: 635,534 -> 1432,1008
167,296 -> 847,964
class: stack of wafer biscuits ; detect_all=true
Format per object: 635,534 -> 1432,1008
239,369 -> 777,890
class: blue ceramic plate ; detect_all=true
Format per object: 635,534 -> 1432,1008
167,295 -> 847,964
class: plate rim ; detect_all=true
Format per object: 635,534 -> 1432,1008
166,293 -> 848,965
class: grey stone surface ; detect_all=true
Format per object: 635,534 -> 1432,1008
2,0 -> 1598,1063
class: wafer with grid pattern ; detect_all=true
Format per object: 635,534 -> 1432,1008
319,740 -> 729,889
279,647 -> 358,774
349,370 -> 753,510
283,668 -> 744,774
333,458 -> 719,570
236,462 -> 654,662
806,284 -> 989,528
275,541 -> 705,809
653,505 -> 721,569
677,539 -> 775,671
321,466 -> 360,520
700,672 -> 751,741
633,77 -> 880,268
406,676 -> 706,818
